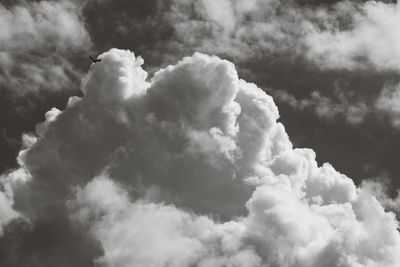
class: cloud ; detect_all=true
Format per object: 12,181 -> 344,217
271,89 -> 369,124
166,0 -> 400,72
0,0 -> 91,96
271,80 -> 400,129
70,175 -> 262,267
0,173 -> 20,236
305,1 -> 400,70
362,179 -> 400,215
77,0 -> 400,132
0,49 -> 399,266
161,0 -> 301,62
375,83 -> 400,129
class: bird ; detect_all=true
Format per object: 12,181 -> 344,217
89,55 -> 101,63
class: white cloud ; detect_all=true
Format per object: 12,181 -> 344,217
163,0 -> 299,61
161,0 -> 400,72
129,0 -> 400,130
362,179 -> 400,214
0,0 -> 91,95
0,173 -> 20,236
270,80 -> 400,129
1,49 -> 398,266
0,1 -> 89,50
305,1 -> 400,70
71,176 -> 262,267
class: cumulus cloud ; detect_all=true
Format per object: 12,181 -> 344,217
0,0 -> 91,96
0,49 -> 399,266
144,0 -> 400,131
81,0 -> 400,73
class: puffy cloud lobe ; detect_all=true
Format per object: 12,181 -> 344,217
79,0 -> 400,130
71,176 -> 262,267
1,49 -> 400,266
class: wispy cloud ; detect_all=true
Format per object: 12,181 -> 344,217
375,83 -> 400,129
305,1 -> 400,70
0,0 -> 91,96
163,0 -> 400,71
271,89 -> 369,125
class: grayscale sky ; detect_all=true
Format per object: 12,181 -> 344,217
1,0 -> 400,266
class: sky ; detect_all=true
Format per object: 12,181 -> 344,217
1,0 -> 400,266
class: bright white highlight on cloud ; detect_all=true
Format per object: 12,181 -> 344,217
1,49 -> 400,266
0,175 -> 19,236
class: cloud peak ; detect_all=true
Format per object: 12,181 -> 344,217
1,49 -> 399,267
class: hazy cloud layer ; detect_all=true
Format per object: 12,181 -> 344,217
375,83 -> 400,129
0,0 -> 91,96
0,49 -> 399,266
126,0 -> 392,69
304,1 -> 400,70
270,81 -> 400,129
270,89 -> 369,125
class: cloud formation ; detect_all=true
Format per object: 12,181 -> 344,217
375,83 -> 400,129
162,0 -> 400,71
70,0 -> 400,138
271,89 -> 369,125
271,81 -> 400,129
0,0 -> 91,96
0,49 -> 399,266
362,179 -> 400,215
305,1 -> 400,70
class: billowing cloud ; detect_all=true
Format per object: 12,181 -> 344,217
0,49 -> 399,266
362,178 -> 400,215
140,0 -> 400,130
